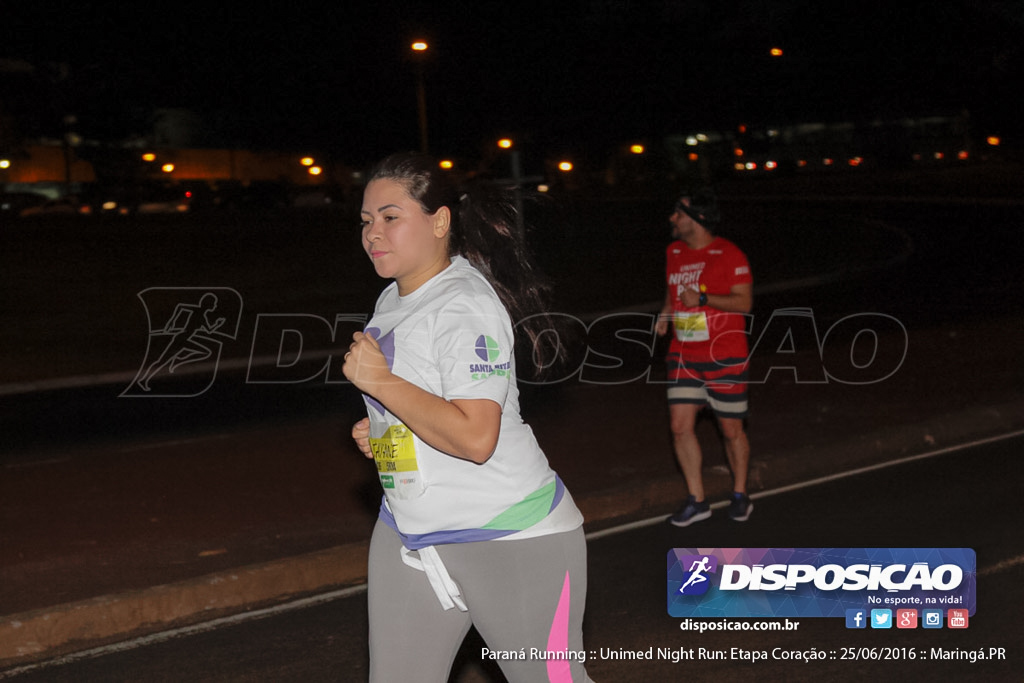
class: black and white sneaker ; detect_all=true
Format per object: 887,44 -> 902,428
728,492 -> 753,521
669,496 -> 712,527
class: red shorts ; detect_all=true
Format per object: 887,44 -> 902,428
666,354 -> 748,419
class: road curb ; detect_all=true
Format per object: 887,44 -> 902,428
0,545 -> 368,668
3,398 -> 1023,669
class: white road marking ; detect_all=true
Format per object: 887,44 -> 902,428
587,428 -> 1024,540
4,427 -> 1022,677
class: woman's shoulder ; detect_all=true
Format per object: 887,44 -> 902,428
428,259 -> 507,317
434,257 -> 497,296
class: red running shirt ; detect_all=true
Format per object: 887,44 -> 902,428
665,236 -> 753,363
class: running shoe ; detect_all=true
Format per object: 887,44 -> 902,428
728,492 -> 753,521
669,496 -> 711,527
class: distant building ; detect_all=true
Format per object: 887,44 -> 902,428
1,142 -> 350,197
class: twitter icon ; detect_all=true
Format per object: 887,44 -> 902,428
870,609 -> 893,629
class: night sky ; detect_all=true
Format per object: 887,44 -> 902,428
3,1 -> 1021,164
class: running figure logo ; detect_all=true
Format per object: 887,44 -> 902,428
123,288 -> 242,397
678,554 -> 718,595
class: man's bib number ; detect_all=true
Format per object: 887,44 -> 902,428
674,311 -> 710,342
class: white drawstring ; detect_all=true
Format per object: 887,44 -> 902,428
400,545 -> 468,611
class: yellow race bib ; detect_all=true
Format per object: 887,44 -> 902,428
674,310 -> 710,342
369,424 -> 424,499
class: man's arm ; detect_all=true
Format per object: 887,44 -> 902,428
679,282 -> 752,313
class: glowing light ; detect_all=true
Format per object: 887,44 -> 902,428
770,47 -> 784,57
685,136 -> 699,146
439,159 -> 454,169
765,160 -> 778,170
957,150 -> 969,160
797,160 -> 808,167
823,158 -> 834,166
558,161 -> 573,172
497,138 -> 513,149
987,136 -> 1001,146
308,166 -> 322,176
734,162 -> 745,171
142,153 -> 156,162
411,41 -> 428,51
734,148 -> 744,157
688,153 -> 699,162
630,144 -> 645,154
161,164 -> 174,173
300,157 -> 315,166
537,184 -> 550,193
745,162 -> 757,170
848,157 -> 863,167
0,159 -> 9,169
934,152 -> 944,160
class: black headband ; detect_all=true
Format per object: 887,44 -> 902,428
675,199 -> 716,227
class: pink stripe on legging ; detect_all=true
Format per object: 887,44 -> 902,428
546,571 -> 573,682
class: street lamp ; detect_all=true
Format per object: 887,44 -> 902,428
411,41 -> 429,154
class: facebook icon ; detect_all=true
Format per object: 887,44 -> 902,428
846,609 -> 867,629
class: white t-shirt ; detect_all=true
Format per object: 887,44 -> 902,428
363,255 -> 583,550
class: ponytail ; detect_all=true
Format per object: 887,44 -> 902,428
455,184 -> 566,378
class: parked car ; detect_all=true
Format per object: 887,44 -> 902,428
80,183 -> 192,215
18,197 -> 92,217
135,185 -> 191,214
0,192 -> 49,219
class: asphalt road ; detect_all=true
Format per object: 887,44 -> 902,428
5,432 -> 1020,682
2,171 -> 1023,672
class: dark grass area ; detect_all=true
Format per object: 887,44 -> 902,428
4,161 -> 1022,385
0,195 -> 922,385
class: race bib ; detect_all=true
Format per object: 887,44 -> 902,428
674,311 -> 710,342
369,424 -> 425,499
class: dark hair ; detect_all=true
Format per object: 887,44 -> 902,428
367,152 -> 565,377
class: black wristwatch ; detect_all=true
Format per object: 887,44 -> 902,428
698,292 -> 708,306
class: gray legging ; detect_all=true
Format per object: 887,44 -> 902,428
367,520 -> 593,682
